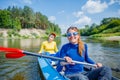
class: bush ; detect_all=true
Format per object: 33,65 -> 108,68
7,29 -> 20,37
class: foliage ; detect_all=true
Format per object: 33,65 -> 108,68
0,6 -> 61,35
0,32 -> 3,37
0,10 -> 11,28
46,23 -> 61,36
80,17 -> 120,36
7,29 -> 20,37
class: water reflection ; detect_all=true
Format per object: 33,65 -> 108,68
0,38 -> 43,80
0,38 -> 44,49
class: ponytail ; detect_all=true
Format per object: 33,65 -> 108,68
78,38 -> 84,56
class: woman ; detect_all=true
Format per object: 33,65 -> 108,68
55,27 -> 112,80
38,33 -> 58,64
38,32 -> 58,54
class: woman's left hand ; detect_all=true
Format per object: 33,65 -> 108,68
95,63 -> 103,68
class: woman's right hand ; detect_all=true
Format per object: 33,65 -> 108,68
64,56 -> 75,65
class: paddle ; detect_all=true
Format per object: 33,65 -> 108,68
0,46 -> 96,67
0,46 -> 120,72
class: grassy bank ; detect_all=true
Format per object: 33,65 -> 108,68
89,32 -> 120,42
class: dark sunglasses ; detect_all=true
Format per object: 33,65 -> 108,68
66,32 -> 78,37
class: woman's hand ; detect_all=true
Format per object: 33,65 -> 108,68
95,63 -> 103,68
64,56 -> 75,65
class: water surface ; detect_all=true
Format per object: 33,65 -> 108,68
0,37 -> 120,79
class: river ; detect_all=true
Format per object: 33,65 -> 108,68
0,37 -> 120,80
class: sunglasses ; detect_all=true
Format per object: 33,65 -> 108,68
66,32 -> 78,37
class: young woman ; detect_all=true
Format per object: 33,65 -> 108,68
38,33 -> 58,64
55,27 -> 112,80
38,33 -> 58,54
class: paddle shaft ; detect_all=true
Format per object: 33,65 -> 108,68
23,51 -> 65,61
23,51 -> 96,67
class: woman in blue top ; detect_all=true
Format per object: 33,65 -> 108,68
55,26 -> 112,80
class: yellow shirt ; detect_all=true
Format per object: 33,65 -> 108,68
38,41 -> 58,54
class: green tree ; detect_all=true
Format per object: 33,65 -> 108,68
0,10 -> 11,28
13,18 -> 21,31
22,6 -> 35,28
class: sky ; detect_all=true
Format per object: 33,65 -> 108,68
0,0 -> 120,33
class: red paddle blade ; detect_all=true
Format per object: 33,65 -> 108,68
0,46 -> 25,58
6,52 -> 26,58
0,46 -> 22,53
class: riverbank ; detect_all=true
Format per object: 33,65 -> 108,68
96,36 -> 120,43
87,36 -> 120,46
103,36 -> 120,41
0,28 -> 46,38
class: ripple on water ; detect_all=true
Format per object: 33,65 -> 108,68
0,54 -> 41,80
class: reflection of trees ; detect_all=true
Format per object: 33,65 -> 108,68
7,39 -> 21,48
20,39 -> 44,50
2,39 -> 44,50
101,40 -> 120,48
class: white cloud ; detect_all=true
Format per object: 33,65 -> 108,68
48,16 -> 56,22
82,0 -> 108,14
22,0 -> 32,4
73,11 -> 84,18
74,15 -> 92,25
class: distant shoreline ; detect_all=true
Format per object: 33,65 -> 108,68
103,36 -> 120,41
95,36 -> 120,42
0,29 -> 120,41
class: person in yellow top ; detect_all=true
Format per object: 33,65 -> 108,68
38,33 -> 58,65
38,32 -> 58,55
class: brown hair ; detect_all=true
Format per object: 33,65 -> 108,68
49,33 -> 56,38
67,27 -> 84,56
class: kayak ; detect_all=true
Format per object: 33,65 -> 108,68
38,57 -> 69,80
38,57 -> 119,80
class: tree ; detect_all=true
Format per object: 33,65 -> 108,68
107,19 -> 120,28
101,18 -> 112,25
0,10 -> 11,28
22,6 -> 35,28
